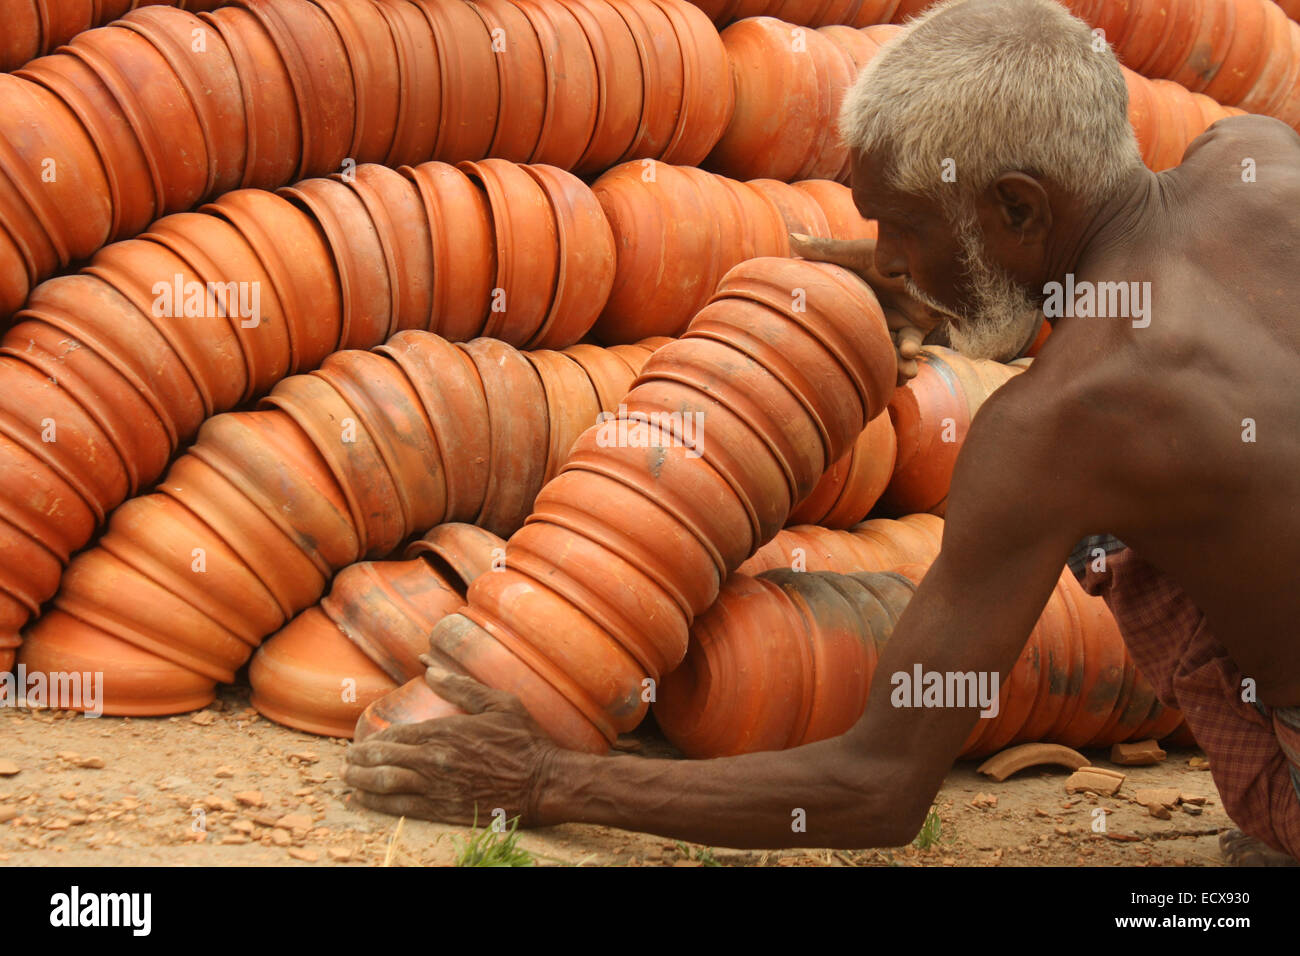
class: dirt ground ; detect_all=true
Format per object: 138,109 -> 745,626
0,684 -> 1228,867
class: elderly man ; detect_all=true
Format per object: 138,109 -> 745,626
345,0 -> 1300,863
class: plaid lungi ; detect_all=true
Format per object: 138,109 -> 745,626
1076,546 -> 1300,859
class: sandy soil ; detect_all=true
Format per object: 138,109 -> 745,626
0,684 -> 1228,867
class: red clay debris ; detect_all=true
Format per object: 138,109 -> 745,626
977,743 -> 1091,782
1109,739 -> 1167,766
1065,767 -> 1126,796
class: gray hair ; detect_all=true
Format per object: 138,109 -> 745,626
839,0 -> 1142,214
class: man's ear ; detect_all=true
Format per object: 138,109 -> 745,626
986,172 -> 1052,244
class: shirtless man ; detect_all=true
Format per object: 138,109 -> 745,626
344,0 -> 1300,863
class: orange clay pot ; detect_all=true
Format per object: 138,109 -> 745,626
653,0 -> 735,167
788,410 -> 896,528
609,0 -> 684,161
738,513 -> 943,575
793,179 -> 876,240
402,161 -> 496,342
459,159 -> 559,347
562,342 -> 640,409
512,0 -> 598,169
0,0 -> 41,73
201,188 -> 343,373
0,430 -> 96,567
423,0 -> 500,163
315,0 -> 400,164
471,0 -> 547,163
374,0 -> 441,167
524,349 -> 603,484
746,178 -> 833,238
564,0 -> 643,173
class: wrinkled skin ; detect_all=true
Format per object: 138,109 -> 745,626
345,114 -> 1300,860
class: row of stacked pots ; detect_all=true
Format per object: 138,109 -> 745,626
0,157 -> 619,672
654,558 -> 1187,759
19,331 -> 669,710
0,0 -> 734,324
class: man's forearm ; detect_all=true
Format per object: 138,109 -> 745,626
530,735 -> 926,850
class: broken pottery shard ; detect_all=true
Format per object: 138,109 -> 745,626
1064,767 -> 1125,796
1132,787 -> 1182,808
1110,739 -> 1167,766
978,743 -> 1090,782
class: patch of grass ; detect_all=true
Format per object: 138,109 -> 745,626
912,808 -> 944,851
453,811 -> 535,867
674,840 -> 721,866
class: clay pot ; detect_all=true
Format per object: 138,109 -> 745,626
747,179 -> 833,238
459,159 -> 558,347
608,0 -> 683,160
278,177 -> 392,351
235,0 -> 354,179
794,179 -> 876,241
0,74 -> 112,272
738,514 -> 942,576
522,163 -> 617,349
511,0 -> 596,168
788,411 -> 896,528
354,670 -> 465,742
373,0 -> 440,166
564,0 -> 644,173
21,610 -> 216,716
251,606 -> 397,737
423,0 -> 500,163
120,7 -> 247,201
313,348 -> 448,539
17,52 -> 156,242
402,162 -> 495,342
0,0 -> 41,73
378,331 -> 491,524
201,188 -> 343,373
0,231 -> 30,325
66,25 -> 210,216
407,522 -> 507,582
524,349 -> 603,484
471,0 -> 547,163
0,513 -> 61,628
562,342 -> 640,409
315,0 -> 401,164
653,0 -> 736,167
460,337 -> 549,538
0,430 -> 96,565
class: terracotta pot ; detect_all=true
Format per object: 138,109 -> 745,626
422,0 -> 500,163
313,348 -> 448,538
378,331 -> 491,523
746,178 -> 833,238
3,316 -> 171,502
0,430 -> 95,565
120,6 -> 247,201
262,372 -> 405,559
653,0 -> 735,167
236,0 -> 354,179
0,74 -> 111,271
374,0 -> 441,167
562,342 -> 640,409
521,163 -> 616,349
86,237 -> 249,418
16,51 -> 156,241
251,605 -> 397,737
471,0 -> 547,163
278,176 -> 392,351
511,0 -> 597,169
460,337 -> 549,538
67,25 -> 210,216
14,273 -> 205,445
524,349 -> 603,484
0,513 -> 61,625
0,230 -> 30,325
608,0 -> 683,160
0,0 -> 41,73
405,522 -> 508,584
458,159 -> 558,347
201,188 -> 343,373
1140,0 -> 1204,80
793,179 -> 876,241
789,410 -> 896,527
564,0 -> 643,173
715,173 -> 790,259
21,610 -> 215,716
591,160 -> 716,342
315,0 -> 401,164
402,161 -> 495,342
739,514 -> 941,575
354,670 -> 464,742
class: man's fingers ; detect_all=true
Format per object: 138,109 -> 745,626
423,662 -> 524,716
343,762 -> 428,796
896,324 -> 925,360
788,233 -> 872,272
365,717 -> 461,746
347,738 -> 427,770
350,789 -> 448,823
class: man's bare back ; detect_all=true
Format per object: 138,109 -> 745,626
994,115 -> 1300,703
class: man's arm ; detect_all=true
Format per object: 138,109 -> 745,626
526,383 -> 1083,848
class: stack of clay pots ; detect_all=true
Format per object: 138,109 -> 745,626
0,0 -> 734,327
705,20 -> 903,182
1123,65 -> 1247,171
878,346 -> 1025,517
591,163 -> 871,341
786,411 -> 896,528
18,331 -> 666,710
685,0 -> 901,27
357,256 -> 898,750
1066,0 -> 1300,129
655,560 -> 1186,758
0,158 -> 613,673
740,513 -> 943,574
252,523 -> 506,736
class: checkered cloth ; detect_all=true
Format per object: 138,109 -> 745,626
1076,546 -> 1300,859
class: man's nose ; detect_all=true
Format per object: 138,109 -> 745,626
873,233 -> 908,280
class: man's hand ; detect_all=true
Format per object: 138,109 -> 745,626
790,233 -> 950,384
343,656 -> 558,827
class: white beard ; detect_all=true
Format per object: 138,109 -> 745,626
938,217 -> 1042,362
